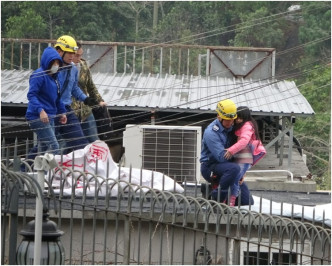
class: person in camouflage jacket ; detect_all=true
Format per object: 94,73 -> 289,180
72,43 -> 105,143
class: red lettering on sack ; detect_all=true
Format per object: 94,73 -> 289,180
86,144 -> 108,163
76,180 -> 83,189
58,159 -> 84,168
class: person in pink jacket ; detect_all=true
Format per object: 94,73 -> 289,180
224,106 -> 266,206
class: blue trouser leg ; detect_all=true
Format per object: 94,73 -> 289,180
201,161 -> 240,202
231,163 -> 251,197
80,113 -> 100,143
236,182 -> 254,206
28,119 -> 59,157
55,106 -> 89,153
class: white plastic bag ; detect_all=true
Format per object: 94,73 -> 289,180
52,140 -> 184,196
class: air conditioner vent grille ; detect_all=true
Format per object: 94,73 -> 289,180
142,128 -> 198,182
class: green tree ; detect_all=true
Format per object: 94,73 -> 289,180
298,1 -> 331,61
156,1 -> 230,45
5,8 -> 47,38
230,6 -> 286,48
293,2 -> 330,190
1,2 -> 22,36
117,2 -> 153,42
295,65 -> 331,190
3,1 -> 78,39
71,2 -> 126,41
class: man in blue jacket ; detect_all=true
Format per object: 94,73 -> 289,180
54,35 -> 101,153
200,99 -> 254,206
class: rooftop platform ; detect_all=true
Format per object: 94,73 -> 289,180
245,145 -> 316,192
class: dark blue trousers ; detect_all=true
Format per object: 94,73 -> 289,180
234,182 -> 254,206
55,106 -> 89,154
201,161 -> 254,206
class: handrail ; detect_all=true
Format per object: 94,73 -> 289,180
247,169 -> 294,182
1,38 -> 275,76
1,38 -> 275,51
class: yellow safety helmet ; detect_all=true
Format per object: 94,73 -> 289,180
54,35 -> 78,53
216,99 -> 237,120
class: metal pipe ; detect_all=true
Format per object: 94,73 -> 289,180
247,169 -> 294,182
160,47 -> 163,75
29,43 -> 32,69
33,171 -> 44,265
133,46 -> 136,73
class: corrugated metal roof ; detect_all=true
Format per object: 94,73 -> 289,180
1,70 -> 314,116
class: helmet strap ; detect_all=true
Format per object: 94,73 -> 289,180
62,51 -> 69,65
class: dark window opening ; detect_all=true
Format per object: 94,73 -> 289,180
243,251 -> 269,265
243,251 -> 297,265
272,252 -> 297,265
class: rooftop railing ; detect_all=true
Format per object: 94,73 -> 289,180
1,38 -> 275,78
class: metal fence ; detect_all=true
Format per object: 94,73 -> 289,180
1,38 -> 275,79
1,38 -> 209,76
1,148 -> 331,265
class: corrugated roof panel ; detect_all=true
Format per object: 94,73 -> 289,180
188,75 -> 200,109
143,75 -> 158,107
262,80 -> 278,112
205,76 -> 214,109
1,69 -> 32,103
155,74 -> 170,108
1,70 -> 314,116
231,78 -> 245,108
107,73 -> 128,104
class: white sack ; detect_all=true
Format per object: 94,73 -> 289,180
52,140 -> 184,196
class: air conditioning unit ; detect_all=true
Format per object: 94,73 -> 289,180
123,124 -> 202,183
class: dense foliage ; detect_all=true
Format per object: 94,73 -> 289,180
1,1 -> 331,189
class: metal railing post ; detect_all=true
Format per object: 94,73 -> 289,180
8,185 -> 19,265
113,44 -> 117,73
288,120 -> 294,171
32,154 -> 58,265
13,138 -> 21,172
123,216 -> 131,264
206,49 -> 210,76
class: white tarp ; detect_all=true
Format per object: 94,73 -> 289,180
51,140 -> 184,196
48,140 -> 330,226
242,196 -> 331,227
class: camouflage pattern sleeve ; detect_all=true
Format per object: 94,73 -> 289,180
71,59 -> 105,122
80,59 -> 104,102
